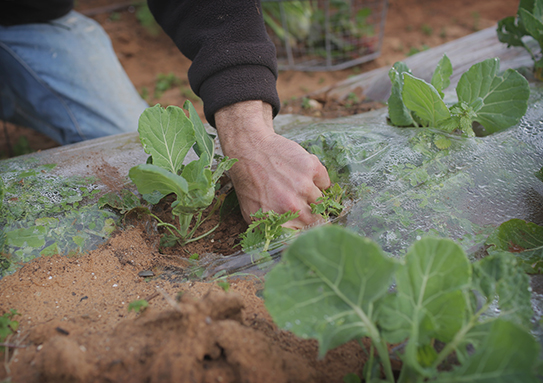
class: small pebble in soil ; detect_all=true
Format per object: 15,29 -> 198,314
138,270 -> 155,277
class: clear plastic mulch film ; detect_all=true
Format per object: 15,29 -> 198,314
0,133 -> 149,276
1,84 -> 542,281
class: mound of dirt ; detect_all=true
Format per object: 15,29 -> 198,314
0,226 -> 371,383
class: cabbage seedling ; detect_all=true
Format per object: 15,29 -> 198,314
128,101 -> 237,246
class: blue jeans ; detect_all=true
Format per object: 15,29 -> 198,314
0,11 -> 148,145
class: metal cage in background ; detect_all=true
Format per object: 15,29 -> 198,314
261,0 -> 388,71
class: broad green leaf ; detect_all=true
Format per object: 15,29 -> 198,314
472,251 -> 533,328
387,62 -> 414,126
486,219 -> 543,273
520,8 -> 543,48
456,59 -> 530,135
138,104 -> 195,174
128,163 -> 189,198
174,160 -> 214,215
379,238 -> 471,347
212,157 -> 237,184
402,73 -> 451,127
431,54 -> 453,98
181,158 -> 211,193
6,225 -> 46,248
435,320 -> 540,383
264,225 -> 398,357
533,0 -> 543,20
184,100 -> 214,168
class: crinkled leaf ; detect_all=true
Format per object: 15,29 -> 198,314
497,16 -> 528,48
434,320 -> 540,383
433,135 -> 451,149
138,104 -> 195,173
240,209 -> 299,251
456,58 -> 530,135
486,219 -> 543,273
379,238 -> 471,347
184,100 -> 214,168
387,62 -> 414,126
402,73 -> 451,127
472,251 -> 533,328
264,225 -> 397,358
431,54 -> 453,98
128,163 -> 189,199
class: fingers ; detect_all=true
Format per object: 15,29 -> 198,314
311,155 -> 331,190
283,205 -> 323,230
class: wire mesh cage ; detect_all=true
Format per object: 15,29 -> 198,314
262,0 -> 388,71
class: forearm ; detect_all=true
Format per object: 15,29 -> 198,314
147,0 -> 281,126
215,101 -> 275,158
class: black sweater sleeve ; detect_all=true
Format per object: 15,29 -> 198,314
0,0 -> 73,26
147,0 -> 280,127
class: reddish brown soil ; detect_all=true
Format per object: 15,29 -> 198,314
0,1 -> 518,382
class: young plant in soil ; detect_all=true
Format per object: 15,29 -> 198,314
240,184 -> 346,258
498,0 -> 543,77
388,55 -> 530,137
240,209 -> 299,254
0,309 -> 20,348
264,225 -> 539,383
310,183 -> 345,220
102,101 -> 236,247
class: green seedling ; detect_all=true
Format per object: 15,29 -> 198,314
154,72 -> 181,99
471,11 -> 480,31
128,299 -> 149,313
421,23 -> 433,36
388,55 -> 530,137
301,97 -> 311,110
240,209 -> 299,253
498,0 -> 543,75
264,225 -> 539,383
0,309 -> 20,346
109,12 -> 121,22
217,281 -> 230,292
135,4 -> 161,36
127,101 -> 237,246
310,183 -> 345,219
139,86 -> 149,101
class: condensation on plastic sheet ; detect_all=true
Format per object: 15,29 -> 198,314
197,84 -> 543,279
0,132 -> 217,277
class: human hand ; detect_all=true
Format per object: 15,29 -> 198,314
215,101 -> 330,229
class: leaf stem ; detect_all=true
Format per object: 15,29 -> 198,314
183,222 -> 220,245
431,300 -> 491,369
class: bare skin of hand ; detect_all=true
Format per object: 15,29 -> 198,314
215,100 -> 330,229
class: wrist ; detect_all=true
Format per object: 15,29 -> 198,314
214,101 -> 275,158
